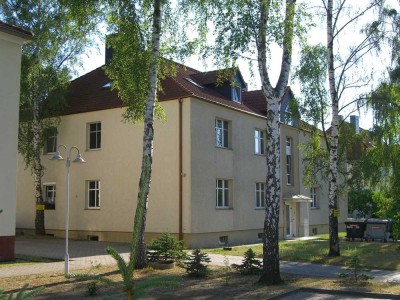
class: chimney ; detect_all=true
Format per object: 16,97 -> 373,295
350,115 -> 360,134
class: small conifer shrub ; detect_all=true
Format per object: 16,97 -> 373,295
232,248 -> 262,275
184,249 -> 211,277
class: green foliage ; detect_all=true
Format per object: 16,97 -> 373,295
299,130 -> 329,188
348,189 -> 376,217
184,249 -> 211,278
86,281 -> 98,296
0,284 -> 43,300
232,248 -> 262,275
71,246 -> 181,299
147,232 -> 186,262
0,0 -> 102,169
337,255 -> 374,283
294,44 -> 328,127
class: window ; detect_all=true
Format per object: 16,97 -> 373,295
255,182 -> 265,208
87,180 -> 100,208
286,138 -> 292,185
44,128 -> 57,154
219,235 -> 228,245
44,184 -> 56,210
216,179 -> 230,208
255,129 -> 265,155
257,233 -> 263,241
232,86 -> 241,103
215,119 -> 229,148
310,187 -> 318,208
88,122 -> 101,150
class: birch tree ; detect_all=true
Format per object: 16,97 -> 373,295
185,0 -> 308,284
323,0 -> 385,256
0,0 -> 101,235
105,0 -> 196,268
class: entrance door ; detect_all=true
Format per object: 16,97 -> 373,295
285,204 -> 292,238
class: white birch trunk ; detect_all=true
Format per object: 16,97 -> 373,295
258,0 -> 296,284
326,0 -> 340,256
130,0 -> 162,269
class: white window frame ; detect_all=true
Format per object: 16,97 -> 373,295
255,182 -> 265,208
43,183 -> 56,210
87,180 -> 100,209
255,129 -> 265,155
215,119 -> 229,148
286,137 -> 292,185
216,179 -> 230,208
310,187 -> 318,208
88,122 -> 101,150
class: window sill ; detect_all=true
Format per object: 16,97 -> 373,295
254,153 -> 265,156
87,148 -> 101,152
85,207 -> 100,210
310,207 -> 320,210
215,207 -> 233,210
215,146 -> 232,150
255,207 -> 265,210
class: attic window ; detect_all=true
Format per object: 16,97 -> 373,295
184,77 -> 204,89
232,86 -> 241,103
102,81 -> 112,89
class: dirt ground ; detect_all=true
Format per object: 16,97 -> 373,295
1,265 -> 400,299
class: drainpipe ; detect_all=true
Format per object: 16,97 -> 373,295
179,99 -> 183,241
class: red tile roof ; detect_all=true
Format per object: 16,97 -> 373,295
0,21 -> 34,40
62,62 -> 291,118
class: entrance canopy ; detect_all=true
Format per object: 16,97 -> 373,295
283,193 -> 312,204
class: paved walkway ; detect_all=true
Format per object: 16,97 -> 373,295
1,237 -> 400,284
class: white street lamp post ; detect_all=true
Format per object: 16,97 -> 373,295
51,145 -> 85,275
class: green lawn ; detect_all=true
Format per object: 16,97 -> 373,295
206,233 -> 400,271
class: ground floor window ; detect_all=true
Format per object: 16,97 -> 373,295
87,180 -> 100,209
44,184 -> 56,210
216,179 -> 230,208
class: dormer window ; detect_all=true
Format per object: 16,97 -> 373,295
102,81 -> 112,89
232,86 -> 241,103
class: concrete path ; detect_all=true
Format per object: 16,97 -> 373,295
1,237 -> 399,284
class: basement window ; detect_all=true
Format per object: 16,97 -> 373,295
219,236 -> 228,246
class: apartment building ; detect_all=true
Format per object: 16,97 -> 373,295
16,61 -> 347,248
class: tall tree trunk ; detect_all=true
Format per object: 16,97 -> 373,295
326,0 -> 340,256
33,108 -> 45,235
258,0 -> 296,285
130,0 -> 162,269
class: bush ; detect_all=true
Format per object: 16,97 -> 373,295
184,249 -> 211,277
337,255 -> 374,283
147,232 -> 186,262
232,248 -> 262,275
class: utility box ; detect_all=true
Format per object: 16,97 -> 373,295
345,218 -> 367,241
365,219 -> 394,242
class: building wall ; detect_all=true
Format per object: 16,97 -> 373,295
17,100 -> 185,242
0,32 -> 25,261
17,93 -> 347,248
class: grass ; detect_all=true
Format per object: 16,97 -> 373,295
1,264 -> 400,299
206,233 -> 400,271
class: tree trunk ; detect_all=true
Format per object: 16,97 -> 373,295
259,93 -> 283,285
130,0 -> 162,269
326,0 -> 340,256
257,0 -> 296,285
33,97 -> 45,236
